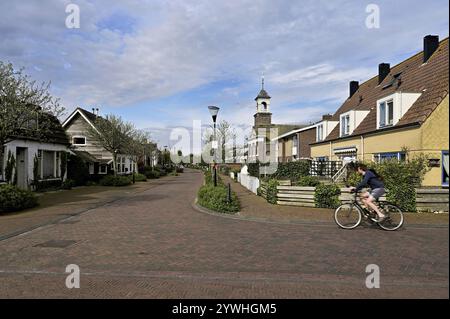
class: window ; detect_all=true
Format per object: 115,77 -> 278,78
42,151 -> 56,179
379,100 -> 394,128
316,156 -> 328,162
443,151 -> 449,187
340,115 -> 350,136
317,124 -> 324,141
73,136 -> 86,145
99,164 -> 107,174
292,135 -> 298,157
374,152 -> 406,163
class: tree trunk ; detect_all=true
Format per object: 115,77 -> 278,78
112,153 -> 117,176
0,143 -> 4,179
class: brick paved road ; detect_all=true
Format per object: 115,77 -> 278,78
0,169 -> 448,298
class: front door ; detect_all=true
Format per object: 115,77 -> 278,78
16,147 -> 28,189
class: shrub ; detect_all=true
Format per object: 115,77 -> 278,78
197,184 -> 240,214
0,185 -> 38,213
266,179 -> 279,204
86,181 -> 97,186
99,175 -> 132,187
273,161 -> 311,181
61,179 -> 76,190
129,173 -> 147,182
348,156 -> 429,212
315,184 -> 341,209
35,179 -> 63,192
143,167 -> 161,179
294,176 -> 321,187
67,154 -> 90,186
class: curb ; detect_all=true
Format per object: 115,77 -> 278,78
191,198 -> 449,230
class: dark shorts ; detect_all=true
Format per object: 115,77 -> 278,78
370,188 -> 385,200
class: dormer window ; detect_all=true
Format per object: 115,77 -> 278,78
379,100 -> 394,128
340,114 -> 350,136
316,124 -> 324,141
376,92 -> 421,130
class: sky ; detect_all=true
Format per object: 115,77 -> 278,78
0,0 -> 448,152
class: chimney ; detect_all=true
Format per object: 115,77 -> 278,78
423,35 -> 439,63
322,114 -> 333,121
378,63 -> 390,85
349,81 -> 359,98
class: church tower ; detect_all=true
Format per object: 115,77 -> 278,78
253,77 -> 272,128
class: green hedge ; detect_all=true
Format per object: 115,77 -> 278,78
198,184 -> 240,214
314,184 -> 341,208
99,175 -> 132,187
248,161 -> 310,181
198,171 -> 240,214
0,185 -> 38,213
34,179 -> 63,192
345,156 -> 428,212
273,161 -> 310,180
294,176 -> 321,187
266,179 -> 279,204
144,168 -> 160,179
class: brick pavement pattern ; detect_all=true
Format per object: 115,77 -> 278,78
0,169 -> 448,298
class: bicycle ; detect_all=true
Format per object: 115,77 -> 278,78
334,190 -> 404,231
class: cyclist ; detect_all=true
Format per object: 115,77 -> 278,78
350,164 -> 386,222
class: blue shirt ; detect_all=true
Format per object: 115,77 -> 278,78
356,170 -> 384,191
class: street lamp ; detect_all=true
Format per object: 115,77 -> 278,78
208,105 -> 220,187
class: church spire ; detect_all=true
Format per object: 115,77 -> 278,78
261,72 -> 265,90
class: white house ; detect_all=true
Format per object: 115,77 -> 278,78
0,114 -> 70,189
62,107 -> 137,175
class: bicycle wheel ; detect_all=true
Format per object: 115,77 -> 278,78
334,203 -> 362,229
378,204 -> 404,231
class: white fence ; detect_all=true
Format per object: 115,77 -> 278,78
237,165 -> 260,194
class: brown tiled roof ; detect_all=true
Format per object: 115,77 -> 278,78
320,37 -> 448,142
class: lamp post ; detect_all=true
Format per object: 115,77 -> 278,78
208,105 -> 220,187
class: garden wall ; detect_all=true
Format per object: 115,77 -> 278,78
276,186 -> 447,212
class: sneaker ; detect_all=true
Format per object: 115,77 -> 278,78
376,215 -> 387,223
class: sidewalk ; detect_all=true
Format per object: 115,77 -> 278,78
0,176 -> 178,240
221,175 -> 449,226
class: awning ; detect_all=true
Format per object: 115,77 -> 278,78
333,146 -> 357,155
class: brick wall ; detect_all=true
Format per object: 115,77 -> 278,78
298,127 -> 316,158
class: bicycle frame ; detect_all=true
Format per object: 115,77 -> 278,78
348,191 -> 378,220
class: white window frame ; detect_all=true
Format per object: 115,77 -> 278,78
378,99 -> 394,128
340,114 -> 351,137
99,164 -> 107,175
316,124 -> 324,141
72,136 -> 87,146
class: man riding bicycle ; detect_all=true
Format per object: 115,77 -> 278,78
350,164 -> 386,222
